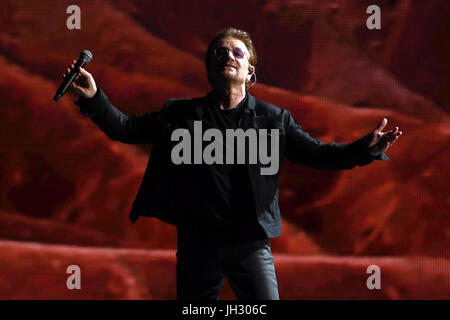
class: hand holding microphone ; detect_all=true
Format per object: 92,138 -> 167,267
55,50 -> 97,101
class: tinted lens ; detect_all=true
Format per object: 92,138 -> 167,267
215,47 -> 228,58
232,48 -> 245,59
215,46 -> 247,60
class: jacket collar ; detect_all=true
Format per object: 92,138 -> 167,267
202,90 -> 256,113
246,91 -> 256,112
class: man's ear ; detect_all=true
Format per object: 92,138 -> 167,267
247,65 -> 254,80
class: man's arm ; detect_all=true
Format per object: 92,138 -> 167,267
62,62 -> 165,144
283,111 -> 389,170
74,86 -> 165,144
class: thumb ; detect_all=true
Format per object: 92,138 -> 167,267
78,66 -> 96,88
368,118 -> 387,148
374,118 -> 387,133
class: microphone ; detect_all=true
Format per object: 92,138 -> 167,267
54,50 -> 92,101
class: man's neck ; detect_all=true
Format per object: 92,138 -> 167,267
211,85 -> 246,110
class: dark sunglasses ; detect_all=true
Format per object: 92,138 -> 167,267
214,46 -> 248,60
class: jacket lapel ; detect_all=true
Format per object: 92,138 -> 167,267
240,93 -> 261,212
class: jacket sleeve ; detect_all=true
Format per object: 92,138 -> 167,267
284,110 -> 389,170
74,86 -> 166,144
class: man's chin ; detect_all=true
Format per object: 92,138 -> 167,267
221,70 -> 240,81
221,69 -> 235,76
210,73 -> 243,87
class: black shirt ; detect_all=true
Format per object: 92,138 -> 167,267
176,92 -> 267,248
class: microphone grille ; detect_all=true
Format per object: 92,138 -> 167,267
81,50 -> 93,62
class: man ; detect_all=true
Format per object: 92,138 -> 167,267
63,28 -> 402,300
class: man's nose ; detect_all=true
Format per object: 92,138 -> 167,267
226,50 -> 236,61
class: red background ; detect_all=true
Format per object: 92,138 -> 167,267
0,0 -> 448,299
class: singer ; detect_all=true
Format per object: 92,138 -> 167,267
62,27 -> 402,300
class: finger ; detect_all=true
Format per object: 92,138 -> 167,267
381,141 -> 391,151
393,131 -> 402,144
389,131 -> 402,144
390,136 -> 399,146
387,126 -> 399,135
79,66 -> 89,75
385,130 -> 397,139
387,126 -> 401,139
390,131 -> 402,140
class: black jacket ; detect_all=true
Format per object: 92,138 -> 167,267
75,87 -> 388,238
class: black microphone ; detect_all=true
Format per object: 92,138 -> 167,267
54,50 -> 93,101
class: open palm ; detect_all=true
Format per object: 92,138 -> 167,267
367,118 -> 402,156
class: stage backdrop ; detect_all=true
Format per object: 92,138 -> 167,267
0,0 -> 448,299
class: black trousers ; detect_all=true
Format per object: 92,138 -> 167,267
176,237 -> 279,300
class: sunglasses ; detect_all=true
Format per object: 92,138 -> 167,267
214,46 -> 248,60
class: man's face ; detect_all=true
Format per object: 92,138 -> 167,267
208,37 -> 252,88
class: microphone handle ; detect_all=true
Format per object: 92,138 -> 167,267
54,58 -> 88,101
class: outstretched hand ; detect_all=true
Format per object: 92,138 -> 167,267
367,118 -> 402,156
